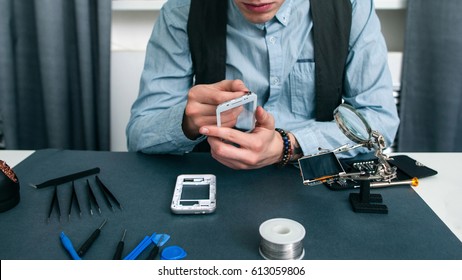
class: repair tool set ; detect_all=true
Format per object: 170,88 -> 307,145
59,219 -> 185,260
31,167 -> 122,222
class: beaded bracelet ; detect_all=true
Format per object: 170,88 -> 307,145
275,128 -> 293,167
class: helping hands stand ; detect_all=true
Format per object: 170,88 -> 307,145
342,123 -> 394,215
349,176 -> 388,214
300,104 -> 398,214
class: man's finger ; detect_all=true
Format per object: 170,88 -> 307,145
213,79 -> 249,92
255,106 -> 274,129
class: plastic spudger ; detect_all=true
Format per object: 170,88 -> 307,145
152,233 -> 170,247
113,229 -> 127,260
123,236 -> 150,260
77,219 -> 107,257
123,233 -> 156,260
60,232 -> 82,260
32,167 -> 100,189
95,176 -> 123,210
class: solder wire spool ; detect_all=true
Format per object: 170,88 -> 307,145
259,218 -> 306,260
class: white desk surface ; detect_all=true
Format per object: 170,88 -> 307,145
1,150 -> 461,243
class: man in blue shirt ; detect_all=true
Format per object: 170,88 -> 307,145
126,0 -> 399,169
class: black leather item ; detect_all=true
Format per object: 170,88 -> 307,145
0,161 -> 20,213
328,154 -> 439,191
390,155 -> 438,179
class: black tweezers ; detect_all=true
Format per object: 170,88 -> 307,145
68,181 -> 82,219
86,179 -> 101,215
47,186 -> 61,222
32,167 -> 100,189
95,176 -> 123,210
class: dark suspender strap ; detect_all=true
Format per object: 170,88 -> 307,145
187,0 -> 352,151
310,0 -> 352,121
188,0 -> 227,152
187,0 -> 228,85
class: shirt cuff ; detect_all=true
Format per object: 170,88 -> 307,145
168,104 -> 207,153
290,125 -> 323,157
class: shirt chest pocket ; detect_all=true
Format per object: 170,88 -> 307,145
289,60 -> 316,118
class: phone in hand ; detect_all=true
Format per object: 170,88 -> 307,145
216,91 -> 257,132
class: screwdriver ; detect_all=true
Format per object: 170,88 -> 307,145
77,219 -> 107,257
147,233 -> 169,260
112,229 -> 127,260
146,243 -> 160,260
60,231 -> 82,260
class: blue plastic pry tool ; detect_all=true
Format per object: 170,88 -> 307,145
123,233 -> 157,260
161,245 -> 187,260
60,232 -> 82,260
146,233 -> 171,260
152,233 -> 170,246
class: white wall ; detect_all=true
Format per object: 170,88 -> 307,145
110,10 -> 158,151
110,4 -> 407,151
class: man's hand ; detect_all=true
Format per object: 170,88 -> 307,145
182,79 -> 248,139
199,106 -> 284,169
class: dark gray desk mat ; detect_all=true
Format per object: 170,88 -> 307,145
1,149 -> 461,260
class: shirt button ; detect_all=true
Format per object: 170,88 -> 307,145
269,36 -> 276,44
271,77 -> 280,86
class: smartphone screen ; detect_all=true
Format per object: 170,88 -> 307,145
298,152 -> 345,185
216,92 -> 257,132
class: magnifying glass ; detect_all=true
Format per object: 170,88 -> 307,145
334,103 -> 372,146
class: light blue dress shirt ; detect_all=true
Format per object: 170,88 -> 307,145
126,0 -> 399,157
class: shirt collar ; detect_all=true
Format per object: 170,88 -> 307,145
274,0 -> 292,27
230,0 -> 293,30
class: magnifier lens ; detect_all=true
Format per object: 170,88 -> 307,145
334,104 -> 372,144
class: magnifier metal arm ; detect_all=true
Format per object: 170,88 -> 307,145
331,143 -> 366,154
370,131 -> 396,181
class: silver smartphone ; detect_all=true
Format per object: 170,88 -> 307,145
216,91 -> 257,132
170,174 -> 216,214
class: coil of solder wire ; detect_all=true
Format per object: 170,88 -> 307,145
259,218 -> 306,260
